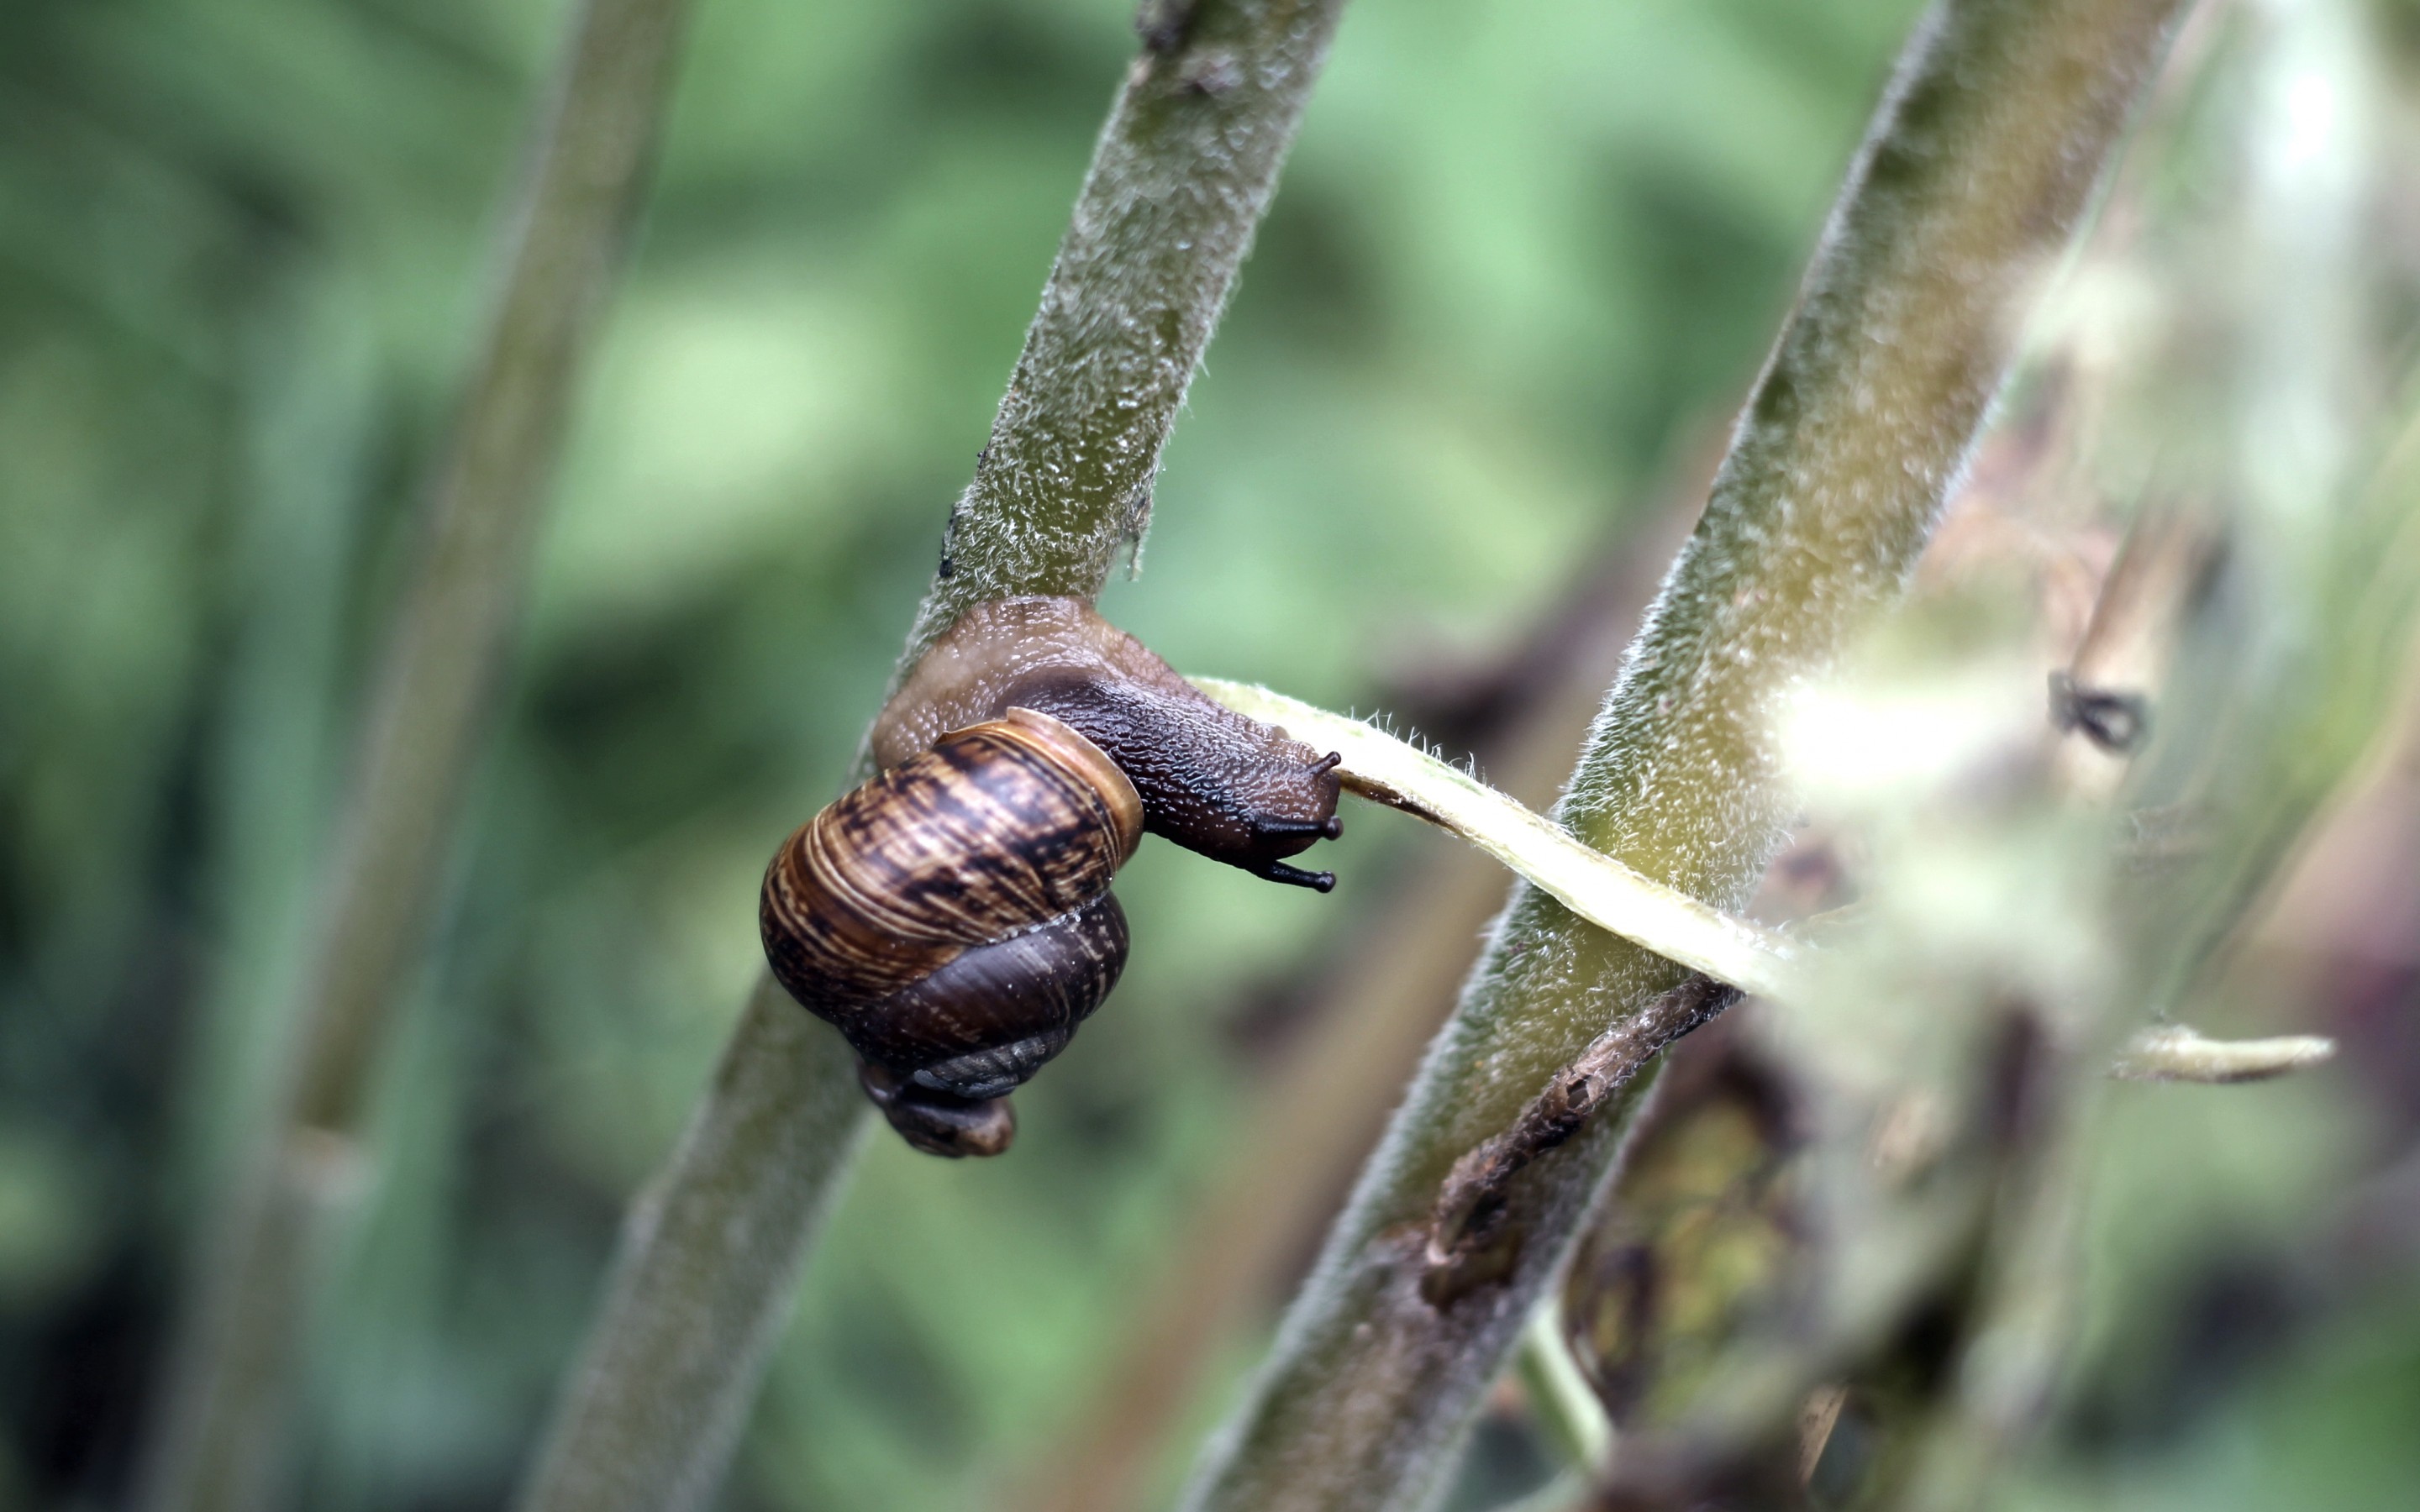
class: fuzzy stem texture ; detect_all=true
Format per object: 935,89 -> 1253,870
1197,680 -> 2331,1084
513,6 -> 1349,1510
1196,680 -> 1804,996
1176,3 -> 2192,1509
134,5 -> 692,1510
896,0 -> 1351,673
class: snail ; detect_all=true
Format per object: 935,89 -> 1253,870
760,597 -> 1344,1157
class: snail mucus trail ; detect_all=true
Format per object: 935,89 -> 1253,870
760,597 -> 1344,1158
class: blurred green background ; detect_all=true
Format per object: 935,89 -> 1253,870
4,2 -> 2418,1509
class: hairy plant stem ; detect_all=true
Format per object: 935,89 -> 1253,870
1176,3 -> 2193,1508
1198,681 -> 1804,997
1207,684 -> 2333,1086
1205,681 -> 2331,1082
895,0 -> 1351,675
513,7 -> 1349,1509
134,4 -> 691,1509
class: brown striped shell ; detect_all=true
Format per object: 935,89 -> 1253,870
761,707 -> 1140,1007
759,708 -> 1143,1154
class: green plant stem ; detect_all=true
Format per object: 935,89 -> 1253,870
136,4 -> 690,1510
1516,1302 -> 1613,1473
895,0 -> 1355,674
1175,3 -> 2191,1508
512,974 -> 871,1512
513,8 -> 1349,1510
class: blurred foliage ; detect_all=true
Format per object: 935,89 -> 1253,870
4,2 -> 2418,1511
1561,1019 -> 1809,1436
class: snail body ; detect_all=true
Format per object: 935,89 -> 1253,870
761,598 -> 1343,1157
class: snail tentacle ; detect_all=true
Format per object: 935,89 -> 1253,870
1254,860 -> 1339,892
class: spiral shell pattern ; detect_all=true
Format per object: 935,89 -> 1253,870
760,707 -> 1144,1102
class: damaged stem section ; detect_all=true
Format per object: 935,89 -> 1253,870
1424,974 -> 1742,1299
515,7 -> 1349,1512
1176,3 -> 2196,1509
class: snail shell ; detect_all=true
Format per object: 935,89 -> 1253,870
761,709 -> 1142,1155
763,598 -> 1344,1157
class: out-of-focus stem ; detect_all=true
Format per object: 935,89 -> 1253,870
511,974 -> 871,1512
1895,11 -> 2391,1500
2109,1024 -> 2337,1082
513,7 -> 1349,1510
1517,1304 -> 1614,1474
135,3 -> 692,1510
1176,4 -> 2191,1508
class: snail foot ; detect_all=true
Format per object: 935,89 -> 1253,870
859,1061 -> 1016,1158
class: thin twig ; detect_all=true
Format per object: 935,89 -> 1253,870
1176,4 -> 2195,1508
136,4 -> 691,1509
1197,682 -> 1805,1000
1515,1302 -> 1616,1475
513,7 -> 1349,1509
2109,1023 -> 2337,1082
